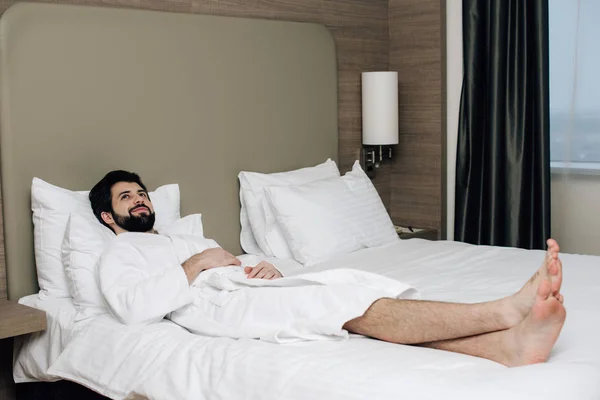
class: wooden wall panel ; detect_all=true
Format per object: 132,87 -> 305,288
389,0 -> 444,232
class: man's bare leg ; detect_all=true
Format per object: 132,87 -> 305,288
422,279 -> 566,367
344,239 -> 563,345
344,297 -> 518,344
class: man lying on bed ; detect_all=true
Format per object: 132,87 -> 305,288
90,170 -> 566,368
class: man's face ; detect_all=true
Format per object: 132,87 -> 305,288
108,181 -> 155,233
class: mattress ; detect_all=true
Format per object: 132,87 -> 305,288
47,239 -> 600,399
13,295 -> 77,383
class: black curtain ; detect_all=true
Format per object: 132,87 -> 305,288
455,0 -> 551,249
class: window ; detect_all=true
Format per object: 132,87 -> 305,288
549,0 -> 600,167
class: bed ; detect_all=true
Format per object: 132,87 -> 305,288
48,240 -> 600,399
1,3 -> 599,400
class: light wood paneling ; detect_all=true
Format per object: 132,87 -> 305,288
0,301 -> 46,339
389,0 -> 444,232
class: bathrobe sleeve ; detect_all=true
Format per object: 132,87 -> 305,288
99,241 -> 194,325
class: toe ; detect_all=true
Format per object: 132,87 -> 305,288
547,238 -> 560,253
555,259 -> 563,279
537,279 -> 552,300
548,260 -> 558,275
553,259 -> 563,292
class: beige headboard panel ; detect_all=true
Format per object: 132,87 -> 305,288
0,3 -> 337,300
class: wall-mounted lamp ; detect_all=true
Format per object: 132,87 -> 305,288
361,71 -> 399,178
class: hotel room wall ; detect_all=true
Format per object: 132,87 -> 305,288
551,176 -> 600,256
0,0 -> 392,204
0,245 -> 5,299
445,0 -> 461,241
389,0 -> 446,234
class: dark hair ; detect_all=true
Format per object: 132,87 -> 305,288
89,170 -> 148,230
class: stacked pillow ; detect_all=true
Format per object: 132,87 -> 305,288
31,178 -> 181,300
340,161 -> 399,248
265,176 -> 364,264
63,212 -> 203,321
239,159 -> 340,258
32,178 -> 184,322
239,160 -> 398,265
56,185 -> 205,320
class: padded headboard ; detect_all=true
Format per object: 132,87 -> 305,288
0,3 -> 337,300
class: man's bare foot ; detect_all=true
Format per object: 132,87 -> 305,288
506,239 -> 562,326
502,279 -> 566,367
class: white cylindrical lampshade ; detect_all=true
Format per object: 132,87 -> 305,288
361,71 -> 399,145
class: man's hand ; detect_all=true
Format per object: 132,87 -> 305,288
182,248 -> 241,284
244,261 -> 282,280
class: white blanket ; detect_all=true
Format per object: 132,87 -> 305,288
100,232 -> 417,342
49,239 -> 600,400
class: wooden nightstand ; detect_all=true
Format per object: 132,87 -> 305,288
396,226 -> 440,241
0,301 -> 47,340
0,301 -> 46,400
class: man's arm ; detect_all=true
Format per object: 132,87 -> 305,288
99,242 -> 193,325
99,244 -> 242,325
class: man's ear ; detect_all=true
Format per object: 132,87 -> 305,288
101,211 -> 114,225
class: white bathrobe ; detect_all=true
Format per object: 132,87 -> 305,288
99,232 -> 418,343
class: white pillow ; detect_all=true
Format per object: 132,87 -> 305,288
238,159 -> 340,258
158,213 -> 204,237
265,161 -> 398,265
341,161 -> 398,247
265,177 -> 366,265
239,190 -> 264,255
62,213 -> 204,321
62,211 -> 114,319
32,178 -> 180,299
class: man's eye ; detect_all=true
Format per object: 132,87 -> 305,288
122,195 -> 129,200
140,193 -> 147,198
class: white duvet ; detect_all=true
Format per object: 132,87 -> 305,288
48,239 -> 600,399
174,266 -> 418,343
13,295 -> 76,383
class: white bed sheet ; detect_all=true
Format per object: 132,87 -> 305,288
48,240 -> 600,399
13,295 -> 77,383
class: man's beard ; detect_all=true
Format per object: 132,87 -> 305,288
112,206 -> 156,233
